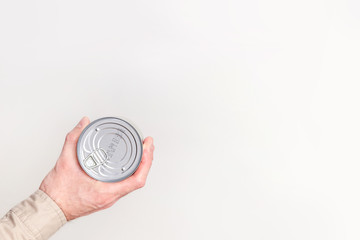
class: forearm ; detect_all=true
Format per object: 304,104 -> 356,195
0,190 -> 67,240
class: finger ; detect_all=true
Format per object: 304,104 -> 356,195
110,136 -> 154,194
131,136 -> 154,181
61,116 -> 90,158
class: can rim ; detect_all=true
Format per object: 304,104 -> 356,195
76,116 -> 143,182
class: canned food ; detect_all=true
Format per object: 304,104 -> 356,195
77,117 -> 143,182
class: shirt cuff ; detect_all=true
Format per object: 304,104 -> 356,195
10,189 -> 67,240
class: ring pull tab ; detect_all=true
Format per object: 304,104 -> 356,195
83,148 -> 108,169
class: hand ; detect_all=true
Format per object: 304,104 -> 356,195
39,117 -> 155,221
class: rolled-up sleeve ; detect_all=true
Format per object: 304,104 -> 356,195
0,189 -> 67,240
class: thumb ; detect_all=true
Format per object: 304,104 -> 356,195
61,116 -> 90,158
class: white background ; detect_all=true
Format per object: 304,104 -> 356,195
1,0 -> 360,239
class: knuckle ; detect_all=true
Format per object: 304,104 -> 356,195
135,178 -> 145,189
94,195 -> 108,209
55,157 -> 69,170
143,148 -> 151,156
65,132 -> 76,143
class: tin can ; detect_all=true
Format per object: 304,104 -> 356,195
76,117 -> 143,182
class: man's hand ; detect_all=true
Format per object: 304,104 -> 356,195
39,117 -> 155,221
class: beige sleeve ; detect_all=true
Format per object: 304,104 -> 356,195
0,189 -> 67,240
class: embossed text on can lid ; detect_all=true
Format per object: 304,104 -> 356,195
77,117 -> 143,182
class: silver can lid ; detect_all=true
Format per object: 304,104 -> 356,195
77,117 -> 143,182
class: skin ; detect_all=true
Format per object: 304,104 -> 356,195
39,116 -> 155,221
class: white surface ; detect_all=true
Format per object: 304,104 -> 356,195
1,0 -> 360,239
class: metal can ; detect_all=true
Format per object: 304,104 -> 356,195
77,117 -> 143,182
